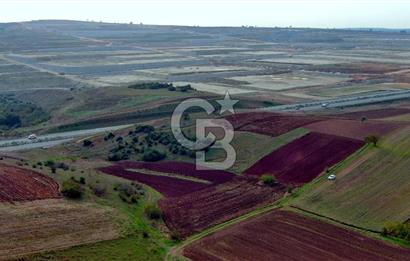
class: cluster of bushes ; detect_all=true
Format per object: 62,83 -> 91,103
43,160 -> 73,173
382,222 -> 410,241
128,82 -> 194,92
144,204 -> 162,220
106,124 -> 197,162
114,183 -> 145,204
61,177 -> 85,199
0,95 -> 49,130
128,82 -> 174,90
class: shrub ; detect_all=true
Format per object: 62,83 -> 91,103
117,183 -> 144,204
382,222 -> 410,241
260,175 -> 277,186
144,205 -> 162,220
135,125 -> 155,133
365,135 -> 380,146
92,184 -> 106,197
104,132 -> 115,141
83,139 -> 93,147
61,179 -> 84,199
383,223 -> 410,241
44,160 -> 55,167
142,149 -> 166,162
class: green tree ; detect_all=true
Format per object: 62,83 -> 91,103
365,135 -> 380,146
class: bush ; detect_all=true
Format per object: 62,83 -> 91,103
83,139 -> 93,147
117,183 -> 144,204
61,179 -> 84,199
365,135 -> 379,146
382,222 -> 410,241
135,125 -> 155,133
144,205 -> 162,220
260,175 -> 277,186
142,149 -> 166,162
92,184 -> 106,197
104,132 -> 115,141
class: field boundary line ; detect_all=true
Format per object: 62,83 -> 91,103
289,205 -> 381,234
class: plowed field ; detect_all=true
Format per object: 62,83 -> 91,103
0,164 -> 61,202
160,177 -> 285,238
245,132 -> 364,185
225,112 -> 323,137
304,119 -> 401,140
184,210 -> 410,261
99,161 -> 234,197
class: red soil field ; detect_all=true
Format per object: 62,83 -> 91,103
335,108 -> 410,120
184,210 -> 410,261
160,176 -> 285,238
304,119 -> 401,140
245,132 -> 364,185
225,112 -> 323,137
99,161 -> 234,197
0,164 -> 61,202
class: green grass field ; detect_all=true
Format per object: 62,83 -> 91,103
290,126 -> 410,231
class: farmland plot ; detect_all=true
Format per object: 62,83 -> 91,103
335,108 -> 410,120
229,72 -> 350,91
99,161 -> 234,197
0,164 -> 61,202
0,199 -> 120,260
292,127 -> 410,230
184,210 -> 410,261
304,119 -> 401,140
225,112 -> 323,137
160,177 -> 285,238
245,132 -> 364,185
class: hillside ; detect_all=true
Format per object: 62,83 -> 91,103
291,126 -> 410,231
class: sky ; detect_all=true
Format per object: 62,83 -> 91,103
1,0 -> 410,28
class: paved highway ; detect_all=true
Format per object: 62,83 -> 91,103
0,125 -> 132,152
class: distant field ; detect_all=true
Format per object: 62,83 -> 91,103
229,72 -> 350,91
184,210 -> 410,261
291,127 -> 410,230
310,83 -> 408,98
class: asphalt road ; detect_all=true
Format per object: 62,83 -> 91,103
0,125 -> 132,152
1,90 -> 409,152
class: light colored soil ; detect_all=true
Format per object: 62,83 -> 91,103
0,199 -> 121,260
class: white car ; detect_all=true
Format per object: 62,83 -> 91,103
328,174 -> 336,181
28,134 -> 38,140
321,103 -> 329,108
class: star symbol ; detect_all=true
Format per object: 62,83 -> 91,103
217,91 -> 238,114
